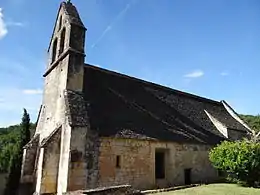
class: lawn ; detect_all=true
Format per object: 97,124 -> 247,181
154,183 -> 260,195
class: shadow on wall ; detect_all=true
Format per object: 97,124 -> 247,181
0,173 -> 8,195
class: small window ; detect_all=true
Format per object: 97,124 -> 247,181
59,28 -> 66,55
70,150 -> 82,163
116,155 -> 121,168
51,38 -> 58,63
58,16 -> 62,30
87,153 -> 93,169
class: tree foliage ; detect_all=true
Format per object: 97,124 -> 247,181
3,109 -> 31,195
20,109 -> 31,149
209,140 -> 260,187
0,125 -> 20,173
239,114 -> 260,142
240,114 -> 260,132
0,121 -> 35,173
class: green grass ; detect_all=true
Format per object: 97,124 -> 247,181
154,183 -> 260,195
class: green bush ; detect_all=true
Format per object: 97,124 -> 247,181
209,140 -> 260,187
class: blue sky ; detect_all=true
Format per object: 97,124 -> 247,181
0,0 -> 259,127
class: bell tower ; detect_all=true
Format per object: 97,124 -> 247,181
44,0 -> 87,92
22,2 -> 88,195
36,0 -> 87,138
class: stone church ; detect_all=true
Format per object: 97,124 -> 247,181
20,1 -> 251,194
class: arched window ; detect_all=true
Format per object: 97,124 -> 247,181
52,39 -> 58,63
59,28 -> 66,55
58,16 -> 62,30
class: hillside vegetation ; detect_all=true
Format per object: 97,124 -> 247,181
239,114 -> 260,132
0,125 -> 21,173
0,123 -> 35,173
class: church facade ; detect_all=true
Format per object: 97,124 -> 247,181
20,1 -> 251,195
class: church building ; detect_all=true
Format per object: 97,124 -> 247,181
20,1 -> 250,194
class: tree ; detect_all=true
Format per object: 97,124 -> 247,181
209,140 -> 260,187
4,109 -> 31,195
239,114 -> 260,142
4,146 -> 21,195
20,108 -> 31,147
0,122 -> 36,174
240,114 -> 260,132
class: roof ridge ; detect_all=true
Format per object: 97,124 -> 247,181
84,63 -> 222,106
221,100 -> 251,131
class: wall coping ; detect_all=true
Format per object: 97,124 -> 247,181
83,184 -> 131,193
63,185 -> 133,195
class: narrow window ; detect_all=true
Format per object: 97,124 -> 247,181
70,150 -> 82,163
116,155 -> 121,168
59,28 -> 66,55
51,38 -> 58,63
58,15 -> 62,30
87,153 -> 93,169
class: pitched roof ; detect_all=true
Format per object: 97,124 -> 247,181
23,134 -> 39,149
47,1 -> 86,52
40,125 -> 62,147
64,90 -> 89,127
61,1 -> 85,28
77,64 -> 248,144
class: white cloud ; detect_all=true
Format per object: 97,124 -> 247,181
0,98 -> 4,103
184,70 -> 204,78
0,8 -> 8,39
22,89 -> 43,95
6,21 -> 25,27
220,72 -> 229,76
0,8 -> 25,40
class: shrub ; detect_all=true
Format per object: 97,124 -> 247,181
209,140 -> 260,187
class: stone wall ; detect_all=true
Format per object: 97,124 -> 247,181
67,127 -> 100,191
36,56 -> 69,140
21,136 -> 39,182
35,17 -> 70,138
39,127 -> 62,194
67,127 -> 88,191
98,138 -> 218,190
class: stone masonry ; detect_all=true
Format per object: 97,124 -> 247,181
63,185 -> 135,195
20,2 -> 88,195
98,138 -> 217,190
